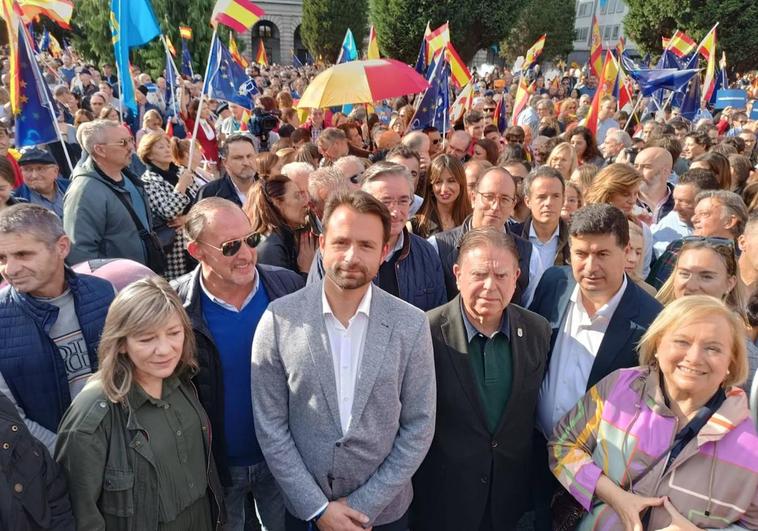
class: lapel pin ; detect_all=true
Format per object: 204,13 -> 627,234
517,328 -> 523,337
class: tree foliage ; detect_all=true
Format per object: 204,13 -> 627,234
301,0 -> 368,63
498,0 -> 576,65
624,0 -> 758,73
369,0 -> 522,65
70,0 -> 215,79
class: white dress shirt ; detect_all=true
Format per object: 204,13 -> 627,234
537,276 -> 628,436
322,284 -> 373,434
199,270 -> 259,312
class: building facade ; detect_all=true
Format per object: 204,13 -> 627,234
241,0 -> 306,66
569,0 -> 637,65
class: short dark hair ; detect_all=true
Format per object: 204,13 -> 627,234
523,166 -> 565,196
220,133 -> 256,159
677,168 -> 720,191
386,144 -> 420,165
322,191 -> 391,245
457,227 -> 520,266
650,135 -> 682,162
569,203 -> 629,248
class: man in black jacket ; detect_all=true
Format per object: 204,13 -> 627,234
413,228 -> 550,530
197,133 -> 259,206
172,197 -> 303,531
0,390 -> 74,530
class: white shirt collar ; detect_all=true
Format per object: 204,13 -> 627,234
322,283 -> 373,321
199,269 -> 259,312
570,274 -> 628,322
528,221 -> 560,243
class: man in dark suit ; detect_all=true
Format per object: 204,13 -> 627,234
528,203 -> 663,530
413,228 -> 551,531
197,133 -> 258,206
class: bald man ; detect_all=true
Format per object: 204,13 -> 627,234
634,146 -> 675,223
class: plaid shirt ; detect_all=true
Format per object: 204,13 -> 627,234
646,238 -> 684,289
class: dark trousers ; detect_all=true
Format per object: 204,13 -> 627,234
531,429 -> 562,531
285,508 -> 409,531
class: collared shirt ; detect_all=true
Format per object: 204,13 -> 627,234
27,184 -> 65,219
322,283 -> 373,434
528,222 -> 560,269
652,210 -> 692,258
537,276 -> 628,436
638,184 -> 674,224
461,300 -> 511,342
199,270 -> 259,313
230,179 -> 248,206
384,231 -> 405,263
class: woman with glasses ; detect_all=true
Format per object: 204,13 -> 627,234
138,131 -> 200,279
549,296 -> 758,531
412,155 -> 471,238
244,174 -> 315,276
56,277 -> 225,530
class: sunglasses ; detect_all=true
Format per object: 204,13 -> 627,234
349,171 -> 364,184
198,232 -> 261,256
681,235 -> 735,249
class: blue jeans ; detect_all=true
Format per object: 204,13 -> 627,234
224,461 -> 285,531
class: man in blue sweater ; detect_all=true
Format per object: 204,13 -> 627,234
172,197 -> 304,531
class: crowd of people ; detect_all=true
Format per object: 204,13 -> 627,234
1,48 -> 758,531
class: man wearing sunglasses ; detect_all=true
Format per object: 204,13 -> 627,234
423,127 -> 443,157
173,197 -> 304,531
64,119 -> 153,267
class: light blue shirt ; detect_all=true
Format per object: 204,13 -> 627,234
652,210 -> 692,258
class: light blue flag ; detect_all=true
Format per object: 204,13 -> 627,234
110,0 -> 161,114
336,29 -> 358,64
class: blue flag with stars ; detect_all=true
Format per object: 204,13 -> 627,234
16,24 -> 59,147
408,55 -> 449,132
203,35 -> 253,109
181,38 -> 194,77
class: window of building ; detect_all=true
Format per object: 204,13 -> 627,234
617,0 -> 626,13
575,27 -> 589,42
577,2 -> 593,17
607,0 -> 617,13
604,25 -> 613,40
612,25 -> 620,40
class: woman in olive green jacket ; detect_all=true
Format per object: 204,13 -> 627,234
55,277 -> 225,531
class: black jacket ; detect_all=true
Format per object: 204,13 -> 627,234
256,227 -> 301,276
197,174 -> 245,206
0,392 -> 74,530
509,215 -> 571,267
412,298 -> 551,530
171,265 -> 304,485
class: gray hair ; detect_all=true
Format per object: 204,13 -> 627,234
360,161 -> 414,196
184,197 -> 243,241
316,127 -> 346,149
281,161 -> 315,179
308,167 -> 348,201
402,131 -> 429,153
79,119 -> 122,155
695,190 -> 749,237
0,203 -> 65,246
333,155 -> 365,176
606,129 -> 633,148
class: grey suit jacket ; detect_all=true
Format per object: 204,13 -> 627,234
251,281 -> 436,525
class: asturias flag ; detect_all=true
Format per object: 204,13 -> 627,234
110,0 -> 161,113
337,28 -> 358,64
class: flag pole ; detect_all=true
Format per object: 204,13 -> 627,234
19,22 -> 74,174
188,24 -> 218,171
161,36 -> 180,117
624,92 -> 645,133
113,0 -> 125,124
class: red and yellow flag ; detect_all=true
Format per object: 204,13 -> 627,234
667,30 -> 696,58
1,0 -> 21,114
589,15 -> 603,78
165,35 -> 176,56
212,0 -> 264,33
17,0 -> 72,29
445,42 -> 470,89
255,38 -> 268,66
367,24 -> 380,60
699,24 -> 718,103
229,33 -> 248,68
584,51 -> 619,135
511,76 -> 533,126
425,22 -> 449,61
449,81 -> 473,123
522,34 -> 546,72
179,25 -> 192,40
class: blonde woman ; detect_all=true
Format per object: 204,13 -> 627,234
55,277 -> 224,530
546,142 -> 577,180
549,296 -> 758,531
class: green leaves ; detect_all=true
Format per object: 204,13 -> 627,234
301,0 -> 368,63
499,0 -> 576,65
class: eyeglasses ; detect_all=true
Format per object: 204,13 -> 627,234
477,191 -> 514,208
430,138 -> 441,145
99,137 -> 134,148
197,232 -> 261,257
348,171 -> 364,185
681,235 -> 735,250
380,197 -> 413,209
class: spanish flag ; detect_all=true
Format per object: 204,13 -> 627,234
165,34 -> 176,56
699,24 -> 718,104
583,51 -> 618,136
367,24 -> 380,60
425,22 -> 449,61
229,33 -> 248,68
212,0 -> 264,33
666,30 -> 696,58
179,25 -> 192,40
522,34 -> 546,72
1,0 -> 21,114
255,38 -> 268,66
17,0 -> 72,29
449,81 -> 473,123
445,42 -> 470,89
511,76 -> 532,126
589,15 -> 603,78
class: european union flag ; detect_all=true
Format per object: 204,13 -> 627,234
626,67 -> 699,97
181,38 -> 194,77
110,0 -> 161,114
408,55 -> 449,132
39,27 -> 50,53
336,29 -> 357,64
16,24 -> 59,147
203,35 -> 253,109
292,54 -> 304,68
165,46 -> 181,115
414,37 -> 427,75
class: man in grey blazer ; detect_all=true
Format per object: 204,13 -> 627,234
251,191 -> 436,531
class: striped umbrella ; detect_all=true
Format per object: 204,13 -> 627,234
296,59 -> 429,109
